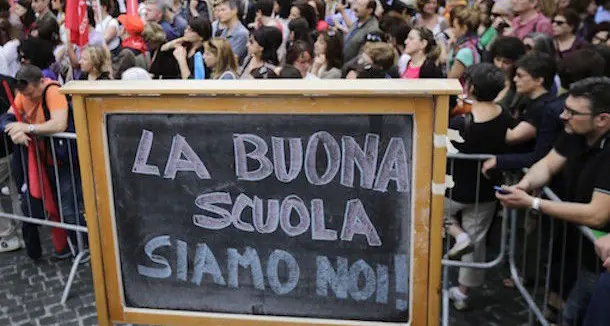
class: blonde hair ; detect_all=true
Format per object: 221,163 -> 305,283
450,5 -> 480,33
142,22 -> 167,46
83,45 -> 112,76
204,38 -> 238,79
363,42 -> 396,71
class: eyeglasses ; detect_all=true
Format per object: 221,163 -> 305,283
552,20 -> 566,26
563,105 -> 594,117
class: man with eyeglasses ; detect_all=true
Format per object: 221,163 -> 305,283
496,80 -> 610,322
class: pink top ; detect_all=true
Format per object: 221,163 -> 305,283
510,12 -> 553,40
402,63 -> 422,79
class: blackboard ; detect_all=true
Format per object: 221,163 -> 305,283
106,113 -> 413,322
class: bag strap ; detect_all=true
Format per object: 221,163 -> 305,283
2,80 -> 14,107
41,82 -> 61,122
462,111 -> 474,141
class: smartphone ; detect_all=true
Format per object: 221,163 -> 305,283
494,186 -> 510,195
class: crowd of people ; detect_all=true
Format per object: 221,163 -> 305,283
0,0 -> 608,324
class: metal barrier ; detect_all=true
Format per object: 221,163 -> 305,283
0,131 -> 88,304
441,152 -> 601,326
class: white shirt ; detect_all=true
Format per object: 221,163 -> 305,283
95,15 -> 120,51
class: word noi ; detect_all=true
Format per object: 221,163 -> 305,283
131,130 -> 410,193
137,236 -> 409,310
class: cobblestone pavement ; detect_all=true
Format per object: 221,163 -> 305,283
0,224 -> 533,326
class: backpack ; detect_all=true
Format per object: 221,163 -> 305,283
41,83 -> 78,166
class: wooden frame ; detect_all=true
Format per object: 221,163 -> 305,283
62,80 -> 461,326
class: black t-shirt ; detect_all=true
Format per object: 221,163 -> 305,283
447,109 -> 513,203
149,46 -> 210,79
554,131 -> 610,231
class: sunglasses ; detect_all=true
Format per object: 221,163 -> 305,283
552,20 -> 566,26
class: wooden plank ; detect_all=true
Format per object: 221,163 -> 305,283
60,79 -> 462,96
426,95 -> 450,326
71,95 -> 112,326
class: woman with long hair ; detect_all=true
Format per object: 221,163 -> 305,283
413,0 -> 448,35
203,38 -> 238,79
91,0 -> 120,55
79,45 -> 112,80
288,17 -> 314,49
239,26 -> 283,79
311,29 -> 343,79
447,6 -> 481,81
402,27 -> 442,79
285,40 -> 315,79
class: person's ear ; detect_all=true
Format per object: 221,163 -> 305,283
534,76 -> 544,88
595,112 -> 610,128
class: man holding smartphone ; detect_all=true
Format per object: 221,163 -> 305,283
495,77 -> 610,230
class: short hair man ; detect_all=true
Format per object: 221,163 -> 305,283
509,0 -> 553,40
343,0 -> 381,62
4,64 -> 78,260
212,0 -> 249,65
31,0 -> 55,26
145,0 -> 180,41
483,52 -> 564,174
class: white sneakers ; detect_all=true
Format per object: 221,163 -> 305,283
447,232 -> 474,260
0,235 -> 22,253
448,286 -> 468,311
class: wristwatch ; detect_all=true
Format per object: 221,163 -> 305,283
27,124 -> 35,134
531,197 -> 541,212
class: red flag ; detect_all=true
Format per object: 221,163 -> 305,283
126,0 -> 137,16
65,0 -> 88,47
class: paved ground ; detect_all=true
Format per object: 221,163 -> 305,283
0,213 -> 534,326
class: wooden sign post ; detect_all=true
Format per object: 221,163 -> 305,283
62,79 -> 461,326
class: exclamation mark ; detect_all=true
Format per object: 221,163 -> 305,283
394,254 -> 408,311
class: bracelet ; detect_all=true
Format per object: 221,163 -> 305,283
531,197 -> 541,211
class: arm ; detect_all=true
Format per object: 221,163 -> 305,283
104,23 -> 118,45
447,60 -> 465,79
497,189 -> 610,229
515,149 -> 567,191
495,107 -> 562,169
173,45 -> 191,79
230,32 -> 249,62
190,0 -> 200,18
506,121 -> 537,144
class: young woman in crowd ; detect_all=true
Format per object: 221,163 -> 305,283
447,6 -> 481,82
142,22 -> 167,75
383,21 -> 411,75
239,26 -> 283,79
203,38 -> 238,79
489,36 -> 528,115
289,2 -> 317,32
413,0 -> 447,36
401,27 -> 442,79
477,0 -> 496,49
285,40 -> 315,79
589,22 -> 610,45
91,0 -> 120,56
552,8 -> 588,58
310,30 -> 343,79
523,32 -> 562,94
445,63 -> 513,310
13,0 -> 36,38
79,45 -> 112,80
152,17 -> 211,79
288,17 -> 314,50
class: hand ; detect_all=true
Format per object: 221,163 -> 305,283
492,16 -> 508,29
514,179 -> 531,192
173,45 -> 187,61
495,186 -> 535,209
481,156 -> 497,178
595,234 -> 610,270
5,122 -> 29,136
9,130 -> 30,146
313,54 -> 326,66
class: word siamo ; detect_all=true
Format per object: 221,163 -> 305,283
137,237 -> 409,310
131,130 -> 410,193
